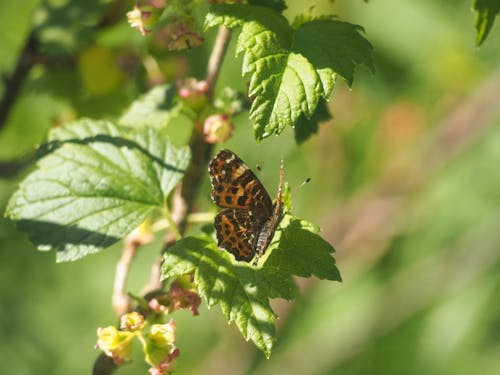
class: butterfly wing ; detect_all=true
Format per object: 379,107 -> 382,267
214,208 -> 263,262
209,149 -> 273,216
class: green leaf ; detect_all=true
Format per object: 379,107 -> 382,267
162,237 -> 278,357
5,119 -> 190,262
265,215 -> 341,281
161,214 -> 340,356
248,0 -> 287,12
205,4 -> 373,140
294,98 -> 332,144
119,84 -> 179,128
473,0 -> 500,46
34,0 -> 110,57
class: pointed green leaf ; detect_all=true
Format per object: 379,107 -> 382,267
161,214 -> 340,356
473,0 -> 500,46
5,119 -> 190,262
206,4 -> 373,140
162,237 -> 278,357
294,19 -> 374,87
265,215 -> 341,281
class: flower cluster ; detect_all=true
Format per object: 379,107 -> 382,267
96,312 -> 179,375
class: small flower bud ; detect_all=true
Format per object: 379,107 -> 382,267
120,312 -> 145,332
177,79 -> 209,111
203,114 -> 234,144
127,5 -> 160,36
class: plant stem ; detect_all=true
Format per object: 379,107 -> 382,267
0,31 -> 38,131
206,26 -> 232,98
112,237 -> 139,317
162,25 -> 232,245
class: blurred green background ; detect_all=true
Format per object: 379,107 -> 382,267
1,0 -> 500,374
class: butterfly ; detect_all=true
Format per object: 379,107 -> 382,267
208,149 -> 284,265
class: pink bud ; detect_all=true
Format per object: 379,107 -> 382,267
203,114 -> 234,144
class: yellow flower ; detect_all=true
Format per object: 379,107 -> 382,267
143,319 -> 178,370
120,311 -> 145,332
96,326 -> 134,364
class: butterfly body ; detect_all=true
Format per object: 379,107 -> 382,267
209,149 -> 284,264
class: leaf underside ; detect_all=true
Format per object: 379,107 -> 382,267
205,4 -> 373,141
6,119 -> 190,262
161,215 -> 340,356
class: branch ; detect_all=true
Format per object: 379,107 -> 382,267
112,237 -> 138,317
164,25 -> 233,243
0,31 -> 38,131
206,26 -> 232,98
0,154 -> 34,177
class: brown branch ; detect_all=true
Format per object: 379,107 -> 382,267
205,26 -> 232,98
0,154 -> 34,177
0,31 -> 38,131
111,238 -> 138,317
163,26 -> 233,245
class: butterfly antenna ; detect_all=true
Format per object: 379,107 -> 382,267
256,164 -> 264,177
298,177 -> 311,189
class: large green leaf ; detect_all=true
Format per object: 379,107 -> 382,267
161,214 -> 340,356
5,119 -> 190,262
205,4 -> 373,140
473,0 -> 500,45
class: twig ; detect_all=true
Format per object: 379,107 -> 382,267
0,31 -> 38,131
112,236 -> 139,317
161,25 -> 233,246
140,254 -> 164,296
206,26 -> 232,98
0,154 -> 34,177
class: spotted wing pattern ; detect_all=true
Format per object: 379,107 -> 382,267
209,149 -> 272,215
214,209 -> 260,262
209,149 -> 284,263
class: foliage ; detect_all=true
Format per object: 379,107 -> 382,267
1,0 -> 499,374
6,120 -> 190,261
161,215 -> 340,356
206,4 -> 374,140
473,0 -> 500,45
